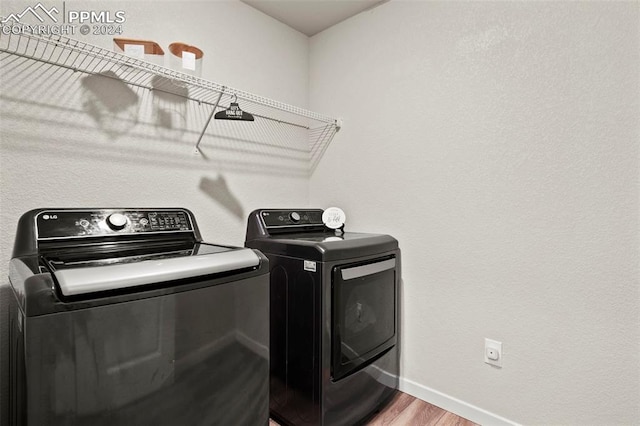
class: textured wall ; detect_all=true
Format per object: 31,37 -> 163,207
0,0 -> 310,421
309,1 -> 639,424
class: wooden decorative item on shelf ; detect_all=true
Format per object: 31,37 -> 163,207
113,38 -> 165,55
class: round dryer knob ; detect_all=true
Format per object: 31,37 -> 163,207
289,212 -> 301,223
106,213 -> 128,230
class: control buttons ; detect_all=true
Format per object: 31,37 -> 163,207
79,219 -> 90,228
290,212 -> 301,223
147,212 -> 189,231
106,213 -> 128,230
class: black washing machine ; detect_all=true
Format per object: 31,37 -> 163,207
245,209 -> 400,426
9,208 -> 270,426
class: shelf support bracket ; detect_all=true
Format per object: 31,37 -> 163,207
194,87 -> 226,155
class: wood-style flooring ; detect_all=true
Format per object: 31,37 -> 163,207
269,391 -> 478,426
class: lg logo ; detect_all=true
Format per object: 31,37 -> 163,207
42,214 -> 58,220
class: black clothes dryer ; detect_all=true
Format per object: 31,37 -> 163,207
9,208 -> 270,426
245,209 -> 400,426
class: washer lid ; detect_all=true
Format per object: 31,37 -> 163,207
51,247 -> 260,297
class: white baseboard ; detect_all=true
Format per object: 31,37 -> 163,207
399,377 -> 520,426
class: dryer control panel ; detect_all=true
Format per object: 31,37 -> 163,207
260,209 -> 324,228
36,209 -> 193,239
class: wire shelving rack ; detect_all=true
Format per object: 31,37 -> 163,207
0,31 -> 339,172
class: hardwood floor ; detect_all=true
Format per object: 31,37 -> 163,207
268,391 -> 478,426
367,392 -> 477,426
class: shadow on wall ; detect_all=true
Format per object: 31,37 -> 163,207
309,123 -> 339,174
0,56 -> 313,177
81,71 -> 139,139
199,176 -> 244,220
150,75 -> 189,139
81,72 -> 192,140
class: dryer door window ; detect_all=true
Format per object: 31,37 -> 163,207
331,256 -> 397,381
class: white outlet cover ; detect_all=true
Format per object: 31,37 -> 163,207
484,338 -> 503,368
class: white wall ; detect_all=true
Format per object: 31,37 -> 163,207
0,0 -> 309,421
309,1 -> 639,424
2,1 -> 639,424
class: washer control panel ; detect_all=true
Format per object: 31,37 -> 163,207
260,209 -> 324,228
36,209 -> 193,239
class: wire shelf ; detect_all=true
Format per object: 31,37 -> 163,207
0,31 -> 339,172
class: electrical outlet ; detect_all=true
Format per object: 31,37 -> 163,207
484,338 -> 502,368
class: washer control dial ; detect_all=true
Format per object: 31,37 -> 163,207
106,213 -> 128,230
289,212 -> 301,223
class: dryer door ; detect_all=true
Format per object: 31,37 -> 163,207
331,256 -> 397,381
